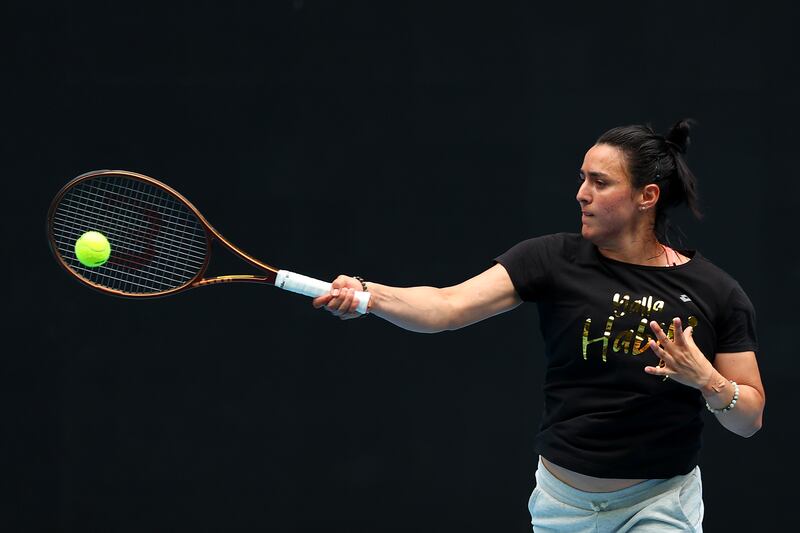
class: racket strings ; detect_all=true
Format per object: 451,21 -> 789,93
51,174 -> 209,294
54,190 -> 207,261
52,214 -> 202,279
53,178 -> 197,291
58,176 -> 206,291
67,177 -> 204,270
71,180 -> 208,236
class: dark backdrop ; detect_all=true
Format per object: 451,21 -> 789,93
3,1 -> 797,531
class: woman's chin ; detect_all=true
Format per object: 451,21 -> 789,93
580,225 -> 604,245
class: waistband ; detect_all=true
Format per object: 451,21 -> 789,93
535,457 -> 699,512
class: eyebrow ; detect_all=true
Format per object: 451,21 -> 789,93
579,170 -> 611,178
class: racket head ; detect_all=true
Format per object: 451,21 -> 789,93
47,170 -> 211,297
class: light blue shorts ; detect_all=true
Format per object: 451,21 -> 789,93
529,458 -> 704,532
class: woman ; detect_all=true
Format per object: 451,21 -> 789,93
313,119 -> 765,532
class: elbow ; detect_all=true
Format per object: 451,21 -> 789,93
747,401 -> 766,436
739,412 -> 764,438
745,415 -> 764,438
741,423 -> 762,438
737,391 -> 766,438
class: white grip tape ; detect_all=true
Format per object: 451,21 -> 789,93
275,270 -> 370,314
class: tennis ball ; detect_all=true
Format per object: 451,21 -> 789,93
74,231 -> 111,267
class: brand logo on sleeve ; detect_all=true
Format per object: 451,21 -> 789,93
679,294 -> 692,303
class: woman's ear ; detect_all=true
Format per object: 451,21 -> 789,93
639,183 -> 660,210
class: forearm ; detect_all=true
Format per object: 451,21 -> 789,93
321,265 -> 519,331
365,282 -> 454,333
702,371 -> 764,438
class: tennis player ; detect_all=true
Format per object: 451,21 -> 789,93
313,119 -> 764,532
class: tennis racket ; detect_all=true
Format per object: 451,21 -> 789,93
47,169 -> 370,313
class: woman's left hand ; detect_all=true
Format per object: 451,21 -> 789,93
644,317 -> 714,390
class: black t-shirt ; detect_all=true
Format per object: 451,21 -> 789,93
495,232 -> 758,479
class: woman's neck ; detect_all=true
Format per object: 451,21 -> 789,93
596,230 -> 670,267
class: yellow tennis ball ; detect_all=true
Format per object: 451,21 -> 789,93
74,231 -> 111,267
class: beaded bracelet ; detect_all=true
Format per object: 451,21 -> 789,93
352,276 -> 371,314
705,380 -> 739,414
353,276 -> 368,292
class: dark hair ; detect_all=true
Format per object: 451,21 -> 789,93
596,119 -> 702,243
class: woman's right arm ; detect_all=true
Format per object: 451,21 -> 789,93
312,263 -> 522,333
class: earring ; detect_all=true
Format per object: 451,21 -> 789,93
639,206 -> 647,211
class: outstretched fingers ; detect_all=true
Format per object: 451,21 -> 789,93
649,320 -> 668,344
646,320 -> 676,378
672,317 -> 685,345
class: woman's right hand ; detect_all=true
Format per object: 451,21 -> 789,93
312,275 -> 366,320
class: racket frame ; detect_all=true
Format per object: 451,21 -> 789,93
47,169 -> 280,298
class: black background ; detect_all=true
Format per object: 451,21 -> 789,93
3,1 -> 797,531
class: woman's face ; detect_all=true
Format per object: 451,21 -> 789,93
576,143 -> 641,245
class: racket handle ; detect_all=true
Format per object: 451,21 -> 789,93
274,270 -> 370,314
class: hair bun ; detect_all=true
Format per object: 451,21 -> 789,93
665,118 -> 695,154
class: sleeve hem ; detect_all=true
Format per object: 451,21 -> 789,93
493,257 -> 530,302
715,344 -> 759,354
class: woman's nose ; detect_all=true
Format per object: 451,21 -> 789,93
576,181 -> 590,204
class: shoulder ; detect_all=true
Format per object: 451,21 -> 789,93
496,233 -> 597,271
690,253 -> 744,288
688,252 -> 755,308
493,233 -> 582,301
689,252 -> 759,351
502,232 -> 582,256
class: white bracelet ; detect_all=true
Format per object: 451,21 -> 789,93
705,380 -> 739,414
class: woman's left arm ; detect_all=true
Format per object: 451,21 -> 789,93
702,351 -> 765,437
645,318 -> 765,438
